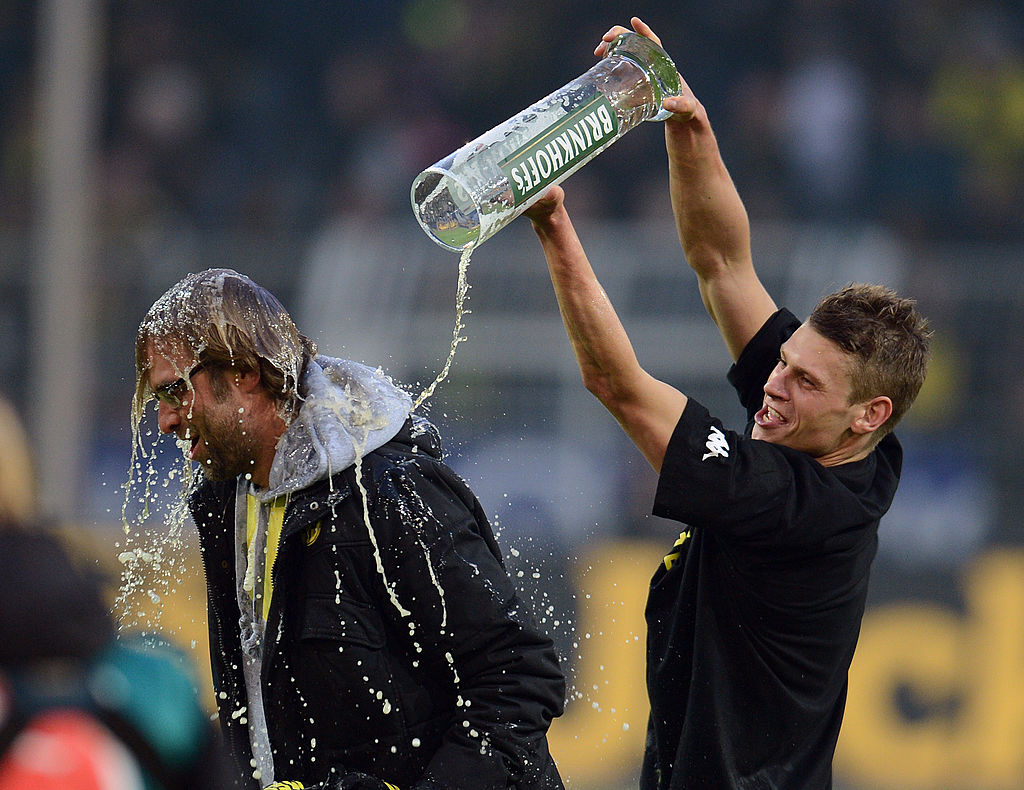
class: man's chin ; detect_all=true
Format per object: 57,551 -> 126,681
192,443 -> 255,482
197,460 -> 234,482
752,426 -> 787,446
199,457 -> 256,483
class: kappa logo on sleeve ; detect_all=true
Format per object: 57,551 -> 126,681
701,425 -> 730,461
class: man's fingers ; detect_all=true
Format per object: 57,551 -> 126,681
524,186 -> 563,218
663,94 -> 698,121
594,25 -> 631,56
629,17 -> 662,46
596,18 -> 663,56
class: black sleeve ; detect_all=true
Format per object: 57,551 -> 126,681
727,308 -> 801,419
372,458 -> 565,790
655,399 -> 788,543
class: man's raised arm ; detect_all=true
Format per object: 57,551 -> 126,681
525,187 -> 687,474
600,18 -> 778,361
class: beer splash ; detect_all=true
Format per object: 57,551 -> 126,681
117,401 -> 200,636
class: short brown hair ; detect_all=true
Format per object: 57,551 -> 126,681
809,283 -> 931,441
134,269 -> 317,417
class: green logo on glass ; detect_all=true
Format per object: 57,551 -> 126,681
500,94 -> 618,206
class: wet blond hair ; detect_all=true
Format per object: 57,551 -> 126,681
134,269 -> 317,419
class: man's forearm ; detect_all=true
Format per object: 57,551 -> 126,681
529,197 -> 645,409
660,93 -> 775,361
664,98 -> 752,279
527,189 -> 687,472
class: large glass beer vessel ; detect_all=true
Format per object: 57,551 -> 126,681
411,32 -> 682,252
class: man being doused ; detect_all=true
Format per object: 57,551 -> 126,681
133,268 -> 565,790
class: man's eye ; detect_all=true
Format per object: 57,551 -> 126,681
158,382 -> 181,400
155,377 -> 188,404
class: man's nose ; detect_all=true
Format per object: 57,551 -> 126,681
764,364 -> 788,400
156,401 -> 182,434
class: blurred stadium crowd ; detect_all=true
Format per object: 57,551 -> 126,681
3,0 -> 1024,240
0,0 -> 1021,580
0,0 -> 1020,563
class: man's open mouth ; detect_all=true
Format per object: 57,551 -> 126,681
175,429 -> 201,460
756,404 -> 787,427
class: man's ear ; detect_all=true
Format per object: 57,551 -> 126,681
234,367 -> 263,394
852,396 -> 893,435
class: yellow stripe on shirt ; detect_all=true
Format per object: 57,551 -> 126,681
246,492 -> 289,622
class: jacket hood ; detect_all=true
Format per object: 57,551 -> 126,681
257,356 -> 412,503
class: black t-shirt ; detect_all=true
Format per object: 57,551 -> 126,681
643,309 -> 902,790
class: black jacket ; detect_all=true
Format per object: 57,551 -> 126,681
190,419 -> 566,790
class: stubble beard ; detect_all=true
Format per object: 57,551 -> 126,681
193,407 -> 261,483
